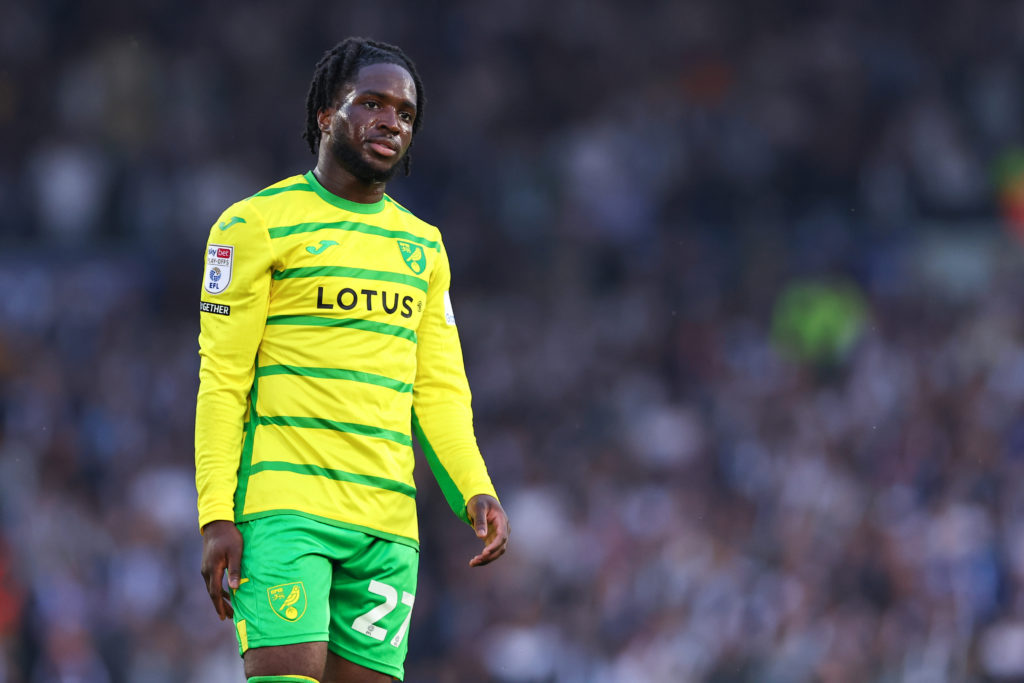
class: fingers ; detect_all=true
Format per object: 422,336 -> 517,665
220,589 -> 235,619
200,521 -> 243,621
472,499 -> 489,539
469,502 -> 510,567
469,532 -> 509,566
203,566 -> 238,620
205,564 -> 228,620
227,546 -> 242,590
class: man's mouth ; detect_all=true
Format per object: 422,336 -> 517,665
367,138 -> 399,158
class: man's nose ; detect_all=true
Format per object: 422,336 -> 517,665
377,107 -> 400,131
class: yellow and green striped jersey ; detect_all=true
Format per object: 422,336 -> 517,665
194,171 -> 497,548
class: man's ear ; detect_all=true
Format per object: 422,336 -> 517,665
317,107 -> 333,134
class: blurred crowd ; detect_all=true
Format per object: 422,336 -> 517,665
4,0 -> 1024,681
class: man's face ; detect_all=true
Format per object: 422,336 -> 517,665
320,62 -> 417,184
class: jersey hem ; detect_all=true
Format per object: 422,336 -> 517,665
237,509 -> 420,550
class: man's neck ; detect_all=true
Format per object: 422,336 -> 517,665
312,162 -> 387,205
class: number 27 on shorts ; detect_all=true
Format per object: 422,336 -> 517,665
351,579 -> 415,647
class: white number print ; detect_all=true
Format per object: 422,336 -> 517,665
351,579 -> 416,647
390,590 -> 416,647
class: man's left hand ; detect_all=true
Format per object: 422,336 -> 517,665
467,494 -> 509,567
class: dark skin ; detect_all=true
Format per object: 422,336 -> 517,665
313,62 -> 416,203
200,62 -> 510,682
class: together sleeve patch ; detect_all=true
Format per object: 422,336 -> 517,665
200,301 -> 231,316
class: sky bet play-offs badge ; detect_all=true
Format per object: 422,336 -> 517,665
204,244 -> 233,294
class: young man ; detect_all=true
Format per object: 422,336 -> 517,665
195,38 -> 509,683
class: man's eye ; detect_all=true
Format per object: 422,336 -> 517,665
364,101 -> 379,109
400,112 -> 413,122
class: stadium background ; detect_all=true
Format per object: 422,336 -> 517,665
3,1 -> 1024,681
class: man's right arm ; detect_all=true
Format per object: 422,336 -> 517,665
194,201 -> 275,529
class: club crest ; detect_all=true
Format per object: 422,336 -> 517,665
268,582 -> 307,622
397,240 -> 426,274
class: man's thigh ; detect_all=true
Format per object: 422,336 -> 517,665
244,642 -> 327,680
324,650 -> 393,683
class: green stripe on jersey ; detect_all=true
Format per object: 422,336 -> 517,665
272,266 -> 428,293
258,415 -> 413,446
234,381 -> 260,518
252,183 -> 314,198
265,315 -> 416,342
267,220 -> 440,252
248,460 -> 416,498
412,409 -> 470,524
385,196 -> 412,214
256,364 -> 413,393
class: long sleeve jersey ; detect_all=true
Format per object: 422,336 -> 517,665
194,171 -> 497,548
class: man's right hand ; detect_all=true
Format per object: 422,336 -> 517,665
200,520 -> 244,621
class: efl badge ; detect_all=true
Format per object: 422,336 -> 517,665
397,240 -> 426,274
204,244 -> 234,294
268,582 -> 307,622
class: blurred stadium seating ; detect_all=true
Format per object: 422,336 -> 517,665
3,1 -> 1024,681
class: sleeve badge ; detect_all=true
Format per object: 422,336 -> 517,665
204,244 -> 234,295
443,290 -> 456,326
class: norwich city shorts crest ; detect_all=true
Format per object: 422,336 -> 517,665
268,582 -> 307,622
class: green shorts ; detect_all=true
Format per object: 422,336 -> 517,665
231,515 -> 419,680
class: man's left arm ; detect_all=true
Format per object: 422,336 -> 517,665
412,242 -> 509,565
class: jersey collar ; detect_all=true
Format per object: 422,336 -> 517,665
304,171 -> 387,214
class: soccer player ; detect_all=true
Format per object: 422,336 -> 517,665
195,37 -> 509,683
